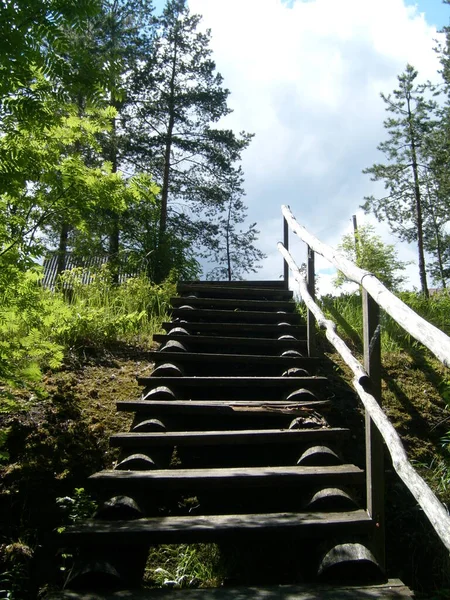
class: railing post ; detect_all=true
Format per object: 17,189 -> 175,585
307,245 -> 316,357
362,289 -> 385,571
283,216 -> 289,289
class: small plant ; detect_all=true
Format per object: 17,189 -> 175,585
56,487 -> 97,531
0,542 -> 33,600
147,544 -> 223,589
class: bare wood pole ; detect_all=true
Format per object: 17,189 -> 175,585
281,205 -> 450,367
278,240 -> 450,555
307,245 -> 316,357
283,215 -> 289,289
352,214 -> 359,262
363,289 -> 385,571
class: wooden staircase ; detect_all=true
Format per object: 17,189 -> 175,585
49,280 -> 413,598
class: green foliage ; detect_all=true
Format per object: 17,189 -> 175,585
0,428 -> 10,463
334,224 -> 408,290
126,0 -> 254,281
320,289 -> 450,354
0,268 -> 66,394
147,544 -> 222,588
0,542 -> 33,600
362,64 -> 438,296
54,266 -> 175,348
0,265 -> 174,403
56,488 -> 97,528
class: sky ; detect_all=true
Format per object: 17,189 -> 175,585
155,0 -> 449,293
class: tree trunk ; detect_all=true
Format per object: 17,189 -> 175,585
407,94 -> 429,298
225,200 -> 232,281
108,108 -> 120,284
56,221 -> 70,278
156,35 -> 178,282
426,178 -> 447,289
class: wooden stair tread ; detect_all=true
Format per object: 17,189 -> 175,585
138,375 -> 327,388
117,399 -> 330,415
147,350 -> 316,368
47,579 -> 413,599
178,283 -> 294,300
110,427 -> 349,447
89,464 -> 364,490
61,509 -> 373,545
181,280 -> 288,288
171,297 -> 296,312
163,322 -> 307,337
154,334 -> 306,347
171,308 -> 303,324
48,580 -> 413,599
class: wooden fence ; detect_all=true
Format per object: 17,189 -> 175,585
42,253 -> 141,289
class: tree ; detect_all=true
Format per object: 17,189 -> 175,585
334,223 -> 408,291
206,169 -> 265,281
126,0 -> 253,281
0,0 -> 156,284
362,64 -> 438,297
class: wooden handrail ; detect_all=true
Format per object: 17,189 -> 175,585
278,242 -> 450,553
282,205 -> 450,368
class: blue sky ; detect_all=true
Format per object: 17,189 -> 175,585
405,0 -> 449,28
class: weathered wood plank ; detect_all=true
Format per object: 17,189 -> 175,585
171,308 -> 303,324
60,510 -> 373,546
110,427 -> 350,447
146,351 -> 315,375
116,399 -> 330,415
47,579 -> 413,599
171,297 -> 296,312
180,280 -> 287,288
177,283 -> 293,300
88,464 -> 364,491
162,322 -> 307,338
137,376 -> 327,390
153,334 -> 307,351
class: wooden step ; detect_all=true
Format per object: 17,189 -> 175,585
138,375 -> 326,391
171,308 -> 303,324
110,427 -> 350,448
47,579 -> 414,599
146,351 -> 317,375
117,399 -> 330,416
178,283 -> 294,300
171,297 -> 296,313
153,335 -> 307,355
163,321 -> 307,338
89,464 -> 364,492
181,280 -> 288,288
60,510 -> 372,546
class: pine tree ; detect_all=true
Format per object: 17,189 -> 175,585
126,0 -> 253,281
362,64 -> 437,297
206,169 -> 265,281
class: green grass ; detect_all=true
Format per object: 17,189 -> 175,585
145,544 -> 223,589
319,289 -> 450,355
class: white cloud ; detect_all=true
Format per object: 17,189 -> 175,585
189,0 -> 443,289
